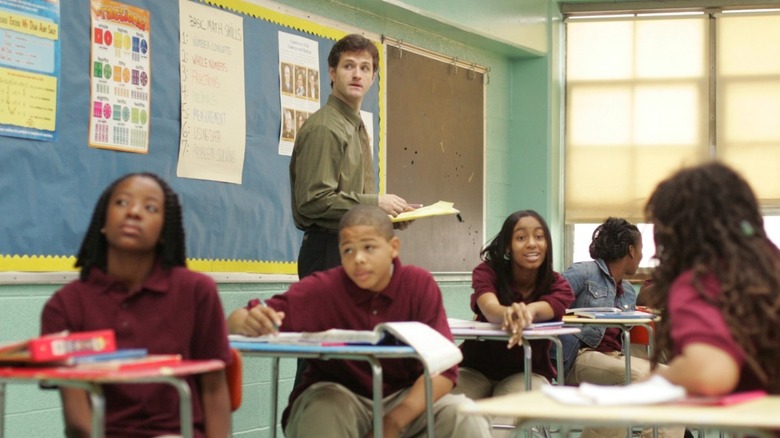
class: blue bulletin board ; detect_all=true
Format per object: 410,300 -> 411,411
0,0 -> 382,273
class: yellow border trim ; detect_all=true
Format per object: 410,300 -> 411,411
0,254 -> 298,274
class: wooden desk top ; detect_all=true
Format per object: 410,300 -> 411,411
461,390 -> 780,430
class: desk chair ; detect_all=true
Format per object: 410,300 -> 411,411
226,348 -> 243,412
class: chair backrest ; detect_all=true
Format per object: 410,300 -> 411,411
226,348 -> 243,411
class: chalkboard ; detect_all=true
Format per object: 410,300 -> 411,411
386,45 -> 484,272
0,0 -> 381,273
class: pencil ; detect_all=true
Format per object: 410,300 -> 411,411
259,298 -> 279,331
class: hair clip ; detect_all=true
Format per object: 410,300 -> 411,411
740,220 -> 755,237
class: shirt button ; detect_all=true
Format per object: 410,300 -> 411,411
120,303 -> 129,309
120,321 -> 129,329
372,310 -> 378,315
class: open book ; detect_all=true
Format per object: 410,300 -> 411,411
230,321 -> 463,375
541,375 -> 686,405
565,307 -> 657,320
391,201 -> 461,223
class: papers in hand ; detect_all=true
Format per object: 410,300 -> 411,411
447,318 -> 578,337
391,201 -> 461,223
541,375 -> 686,405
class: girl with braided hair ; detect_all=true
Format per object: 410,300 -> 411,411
561,217 -> 648,386
40,173 -> 231,437
645,161 -> 780,397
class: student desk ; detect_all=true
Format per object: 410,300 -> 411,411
461,390 -> 780,437
562,316 -> 656,384
450,327 -> 581,389
0,359 -> 225,438
230,341 -> 435,438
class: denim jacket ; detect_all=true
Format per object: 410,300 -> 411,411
562,259 -> 637,349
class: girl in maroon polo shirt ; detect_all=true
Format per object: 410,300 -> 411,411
41,173 -> 231,438
454,210 -> 574,400
645,162 -> 780,397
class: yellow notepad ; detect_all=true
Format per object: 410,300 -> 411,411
391,201 -> 460,223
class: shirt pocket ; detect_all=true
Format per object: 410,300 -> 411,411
583,281 -> 610,305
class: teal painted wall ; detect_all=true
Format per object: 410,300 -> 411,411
0,0 -> 561,435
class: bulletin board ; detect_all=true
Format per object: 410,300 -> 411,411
386,45 -> 484,273
0,0 -> 382,274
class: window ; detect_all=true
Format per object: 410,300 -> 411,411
565,10 -> 780,268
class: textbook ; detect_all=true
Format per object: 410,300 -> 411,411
565,307 -> 657,320
541,375 -> 686,406
71,354 -> 183,371
0,330 -> 117,363
230,321 -> 463,375
391,201 -> 461,223
447,318 -> 578,337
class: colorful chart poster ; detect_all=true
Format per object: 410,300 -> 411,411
88,0 -> 151,153
0,0 -> 60,141
177,0 -> 245,184
278,31 -> 319,156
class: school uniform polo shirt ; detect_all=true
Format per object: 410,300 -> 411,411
668,270 -> 763,392
41,263 -> 231,438
459,262 -> 575,382
258,257 -> 457,425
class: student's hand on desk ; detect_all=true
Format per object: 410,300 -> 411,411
503,302 -> 533,349
243,305 -> 285,336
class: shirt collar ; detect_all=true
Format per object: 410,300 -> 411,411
89,260 -> 170,295
344,257 -> 403,304
327,95 -> 362,128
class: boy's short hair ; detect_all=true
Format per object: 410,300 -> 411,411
339,205 -> 394,240
328,33 -> 379,73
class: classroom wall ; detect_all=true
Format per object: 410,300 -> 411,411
0,0 -> 561,435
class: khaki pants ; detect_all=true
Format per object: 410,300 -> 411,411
284,381 -> 492,438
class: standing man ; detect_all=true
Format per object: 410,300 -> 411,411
290,33 -> 411,279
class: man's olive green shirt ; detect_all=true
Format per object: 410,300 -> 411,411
289,95 -> 378,231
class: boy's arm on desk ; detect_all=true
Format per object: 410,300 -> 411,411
377,374 -> 453,437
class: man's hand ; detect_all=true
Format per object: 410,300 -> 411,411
378,194 -> 411,217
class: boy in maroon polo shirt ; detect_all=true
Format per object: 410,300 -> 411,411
228,205 -> 491,438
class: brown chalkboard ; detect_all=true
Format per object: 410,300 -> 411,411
386,46 -> 484,272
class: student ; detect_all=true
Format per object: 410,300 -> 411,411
289,33 -> 411,280
561,217 -> 647,385
454,210 -> 574,399
645,162 -> 780,396
227,205 -> 491,438
40,173 -> 231,438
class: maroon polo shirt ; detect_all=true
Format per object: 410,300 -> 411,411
594,278 -> 625,353
41,262 -> 231,438
254,257 -> 457,426
459,262 -> 575,382
668,270 -> 763,393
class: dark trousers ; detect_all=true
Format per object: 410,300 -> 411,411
294,229 -> 341,387
297,229 -> 340,278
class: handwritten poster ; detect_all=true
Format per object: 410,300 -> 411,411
278,31 -> 319,156
0,0 -> 60,141
88,0 -> 151,153
177,0 -> 245,184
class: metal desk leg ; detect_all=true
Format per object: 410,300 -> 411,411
549,337 -> 565,386
270,356 -> 280,438
368,358 -> 384,438
86,385 -> 105,438
622,329 -> 632,384
424,368 -> 434,438
167,378 -> 194,438
522,340 -> 532,391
